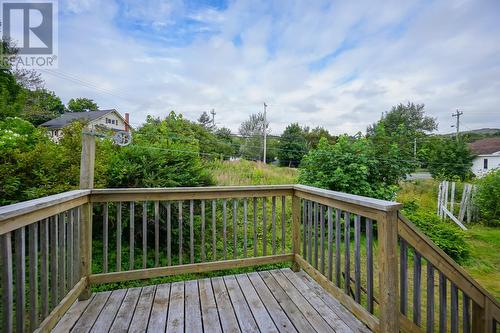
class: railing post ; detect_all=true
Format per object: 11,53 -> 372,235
378,210 -> 399,333
291,194 -> 301,272
472,299 -> 493,333
79,132 -> 95,300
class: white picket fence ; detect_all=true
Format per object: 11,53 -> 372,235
436,181 -> 476,230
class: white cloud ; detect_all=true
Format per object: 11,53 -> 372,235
41,0 -> 500,134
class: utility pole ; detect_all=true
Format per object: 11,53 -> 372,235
263,102 -> 267,163
452,109 -> 463,141
414,137 -> 417,159
210,109 -> 216,128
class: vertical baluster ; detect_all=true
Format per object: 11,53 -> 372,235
400,239 -> 408,315
142,202 -> 147,269
272,196 -> 276,255
253,198 -> 257,257
354,215 -> 361,303
427,262 -> 435,333
281,196 -> 286,254
166,202 -> 171,266
103,203 -> 108,273
335,209 -> 341,287
344,211 -> 350,295
1,232 -> 13,333
41,219 -> 49,318
117,202 -> 122,272
307,201 -> 312,263
263,197 -> 267,256
439,272 -> 447,333
201,200 -> 206,262
29,223 -> 38,331
366,218 -> 374,313
463,293 -> 470,333
233,199 -> 238,259
327,207 -> 333,281
74,208 -> 80,281
223,199 -> 227,260
212,200 -> 217,261
155,201 -> 160,267
58,213 -> 65,297
302,200 -> 307,259
50,215 -> 58,309
314,202 -> 319,269
67,211 -> 73,287
451,283 -> 459,333
413,250 -> 422,326
178,201 -> 183,265
243,198 -> 248,258
320,205 -> 325,275
129,202 -> 135,270
16,227 -> 26,332
190,200 -> 194,264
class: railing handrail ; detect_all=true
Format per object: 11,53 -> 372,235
91,184 -> 295,193
0,190 -> 91,235
293,184 -> 402,212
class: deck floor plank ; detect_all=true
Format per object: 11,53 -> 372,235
235,273 -> 279,333
129,285 -> 156,333
247,272 -> 297,333
52,294 -> 95,333
258,271 -> 316,333
269,269 -> 335,333
199,278 -> 223,333
185,280 -> 203,332
281,268 -> 353,332
211,276 -> 241,333
108,287 -> 142,333
91,289 -> 127,332
296,270 -> 372,333
147,283 -> 171,333
54,269 -> 371,333
71,291 -> 111,333
166,281 -> 185,333
223,275 -> 260,332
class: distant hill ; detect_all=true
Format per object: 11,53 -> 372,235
444,128 -> 500,136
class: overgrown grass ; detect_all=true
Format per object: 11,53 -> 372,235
209,159 -> 298,186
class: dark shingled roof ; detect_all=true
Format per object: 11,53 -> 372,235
469,137 -> 500,155
40,109 -> 118,129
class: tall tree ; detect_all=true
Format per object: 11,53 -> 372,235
67,98 -> 99,112
21,89 -> 65,125
425,137 -> 474,181
303,126 -> 336,149
239,112 -> 269,161
278,123 -> 308,167
197,111 -> 215,131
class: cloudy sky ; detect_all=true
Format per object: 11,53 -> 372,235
41,0 -> 500,135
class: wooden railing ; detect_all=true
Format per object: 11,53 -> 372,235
1,185 -> 499,333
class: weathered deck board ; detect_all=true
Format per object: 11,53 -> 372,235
53,268 -> 372,333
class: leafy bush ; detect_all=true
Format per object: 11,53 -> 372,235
474,169 -> 500,226
402,205 -> 470,263
298,136 -> 399,200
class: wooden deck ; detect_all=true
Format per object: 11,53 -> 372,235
52,268 -> 371,333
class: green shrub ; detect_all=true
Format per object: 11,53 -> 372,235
402,205 -> 470,263
474,169 -> 500,226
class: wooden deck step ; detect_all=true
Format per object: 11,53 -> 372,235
53,268 -> 371,332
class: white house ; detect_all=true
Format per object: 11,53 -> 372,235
41,109 -> 130,142
469,137 -> 500,177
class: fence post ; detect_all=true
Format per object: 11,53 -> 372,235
378,210 -> 399,332
79,132 -> 95,300
291,194 -> 301,272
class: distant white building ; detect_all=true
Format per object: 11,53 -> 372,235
41,109 -> 130,142
469,137 -> 500,177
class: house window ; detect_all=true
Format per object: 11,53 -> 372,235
484,158 -> 488,169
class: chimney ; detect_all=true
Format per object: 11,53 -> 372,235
125,113 -> 130,131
